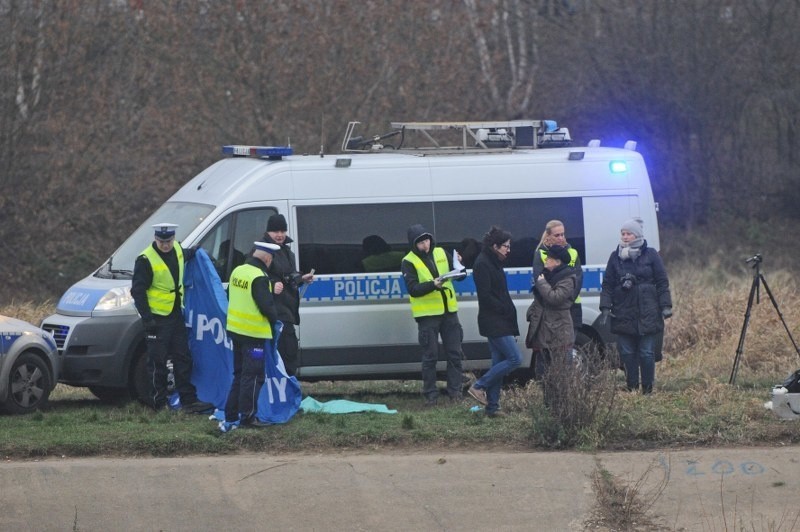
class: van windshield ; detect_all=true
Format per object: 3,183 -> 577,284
95,202 -> 215,279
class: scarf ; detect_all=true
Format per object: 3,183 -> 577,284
617,237 -> 643,261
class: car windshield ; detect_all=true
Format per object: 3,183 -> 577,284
95,202 -> 215,279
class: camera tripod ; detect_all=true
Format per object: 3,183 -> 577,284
729,254 -> 800,385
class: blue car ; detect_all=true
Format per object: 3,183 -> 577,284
0,315 -> 61,414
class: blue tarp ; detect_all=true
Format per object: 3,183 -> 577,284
184,251 -> 301,423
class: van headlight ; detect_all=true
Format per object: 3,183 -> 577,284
94,287 -> 134,311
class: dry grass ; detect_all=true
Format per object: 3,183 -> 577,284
659,260 -> 800,388
0,300 -> 56,326
587,459 -> 670,531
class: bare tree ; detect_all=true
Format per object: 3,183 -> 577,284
462,0 -> 539,117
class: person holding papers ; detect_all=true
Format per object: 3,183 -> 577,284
401,224 -> 467,407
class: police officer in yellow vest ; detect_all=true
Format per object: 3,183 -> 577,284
401,224 -> 466,406
222,241 -> 280,430
132,223 -> 214,413
532,220 -> 584,337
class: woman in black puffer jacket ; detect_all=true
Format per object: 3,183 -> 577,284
599,218 -> 672,394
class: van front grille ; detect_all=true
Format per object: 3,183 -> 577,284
42,324 -> 69,351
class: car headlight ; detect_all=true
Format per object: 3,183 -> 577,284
94,287 -> 134,311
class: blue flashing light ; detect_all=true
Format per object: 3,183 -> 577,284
542,120 -> 558,133
609,160 -> 628,174
222,145 -> 293,159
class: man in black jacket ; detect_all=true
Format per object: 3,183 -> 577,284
401,224 -> 466,406
131,223 -> 214,413
221,242 -> 280,431
262,214 -> 314,376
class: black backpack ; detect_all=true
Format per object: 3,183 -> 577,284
781,369 -> 800,393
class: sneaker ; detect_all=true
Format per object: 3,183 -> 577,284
218,420 -> 239,433
485,410 -> 507,418
468,385 -> 487,406
184,400 -> 215,414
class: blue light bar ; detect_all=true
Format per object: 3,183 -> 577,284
222,145 -> 293,159
542,120 -> 558,133
609,160 -> 628,174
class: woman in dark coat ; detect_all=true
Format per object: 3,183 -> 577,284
599,218 -> 672,394
526,245 -> 577,380
467,226 -> 522,417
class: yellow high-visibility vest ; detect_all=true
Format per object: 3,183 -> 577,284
403,247 -> 458,318
227,264 -> 273,339
142,243 -> 184,316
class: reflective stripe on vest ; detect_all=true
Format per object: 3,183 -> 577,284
142,243 -> 184,316
227,264 -> 273,339
403,247 -> 458,318
539,247 -> 581,303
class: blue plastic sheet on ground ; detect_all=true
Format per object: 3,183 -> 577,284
300,396 -> 397,414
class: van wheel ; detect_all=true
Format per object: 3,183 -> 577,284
574,330 -> 607,375
88,385 -> 131,403
3,352 -> 52,415
129,350 -> 151,405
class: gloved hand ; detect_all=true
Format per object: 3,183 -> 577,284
185,245 -> 201,261
143,318 -> 157,335
598,308 -> 611,327
662,307 -> 673,319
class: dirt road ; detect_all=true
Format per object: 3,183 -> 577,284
2,447 -> 799,531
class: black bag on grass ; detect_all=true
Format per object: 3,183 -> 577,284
781,369 -> 800,393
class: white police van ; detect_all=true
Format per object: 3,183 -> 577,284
42,119 -> 660,401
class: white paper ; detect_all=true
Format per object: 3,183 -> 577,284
452,249 -> 464,271
438,250 -> 466,280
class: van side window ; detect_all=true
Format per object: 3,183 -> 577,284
197,207 -> 278,282
433,198 -> 585,268
297,203 -> 433,274
296,197 -> 584,274
433,197 -> 584,268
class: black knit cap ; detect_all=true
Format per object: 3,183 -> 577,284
266,214 -> 288,232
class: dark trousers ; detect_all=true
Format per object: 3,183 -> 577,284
225,337 -> 267,423
617,333 -> 656,392
570,302 -> 583,336
277,323 -> 298,376
417,313 -> 464,400
146,313 -> 197,408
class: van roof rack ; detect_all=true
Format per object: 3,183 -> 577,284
342,120 -> 571,153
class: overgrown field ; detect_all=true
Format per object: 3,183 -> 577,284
2,254 -> 799,459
